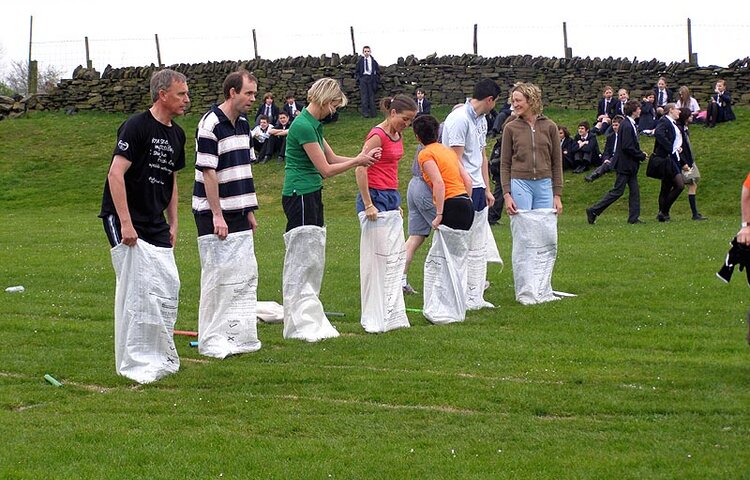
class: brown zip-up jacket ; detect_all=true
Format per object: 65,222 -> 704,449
500,114 -> 563,197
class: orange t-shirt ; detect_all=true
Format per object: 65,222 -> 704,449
418,142 -> 467,202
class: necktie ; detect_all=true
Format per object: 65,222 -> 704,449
604,100 -> 608,112
658,91 -> 664,105
266,105 -> 270,116
419,100 -> 423,113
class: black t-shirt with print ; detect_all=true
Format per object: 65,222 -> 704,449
99,110 -> 186,222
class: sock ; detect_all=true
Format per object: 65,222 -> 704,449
688,194 -> 698,216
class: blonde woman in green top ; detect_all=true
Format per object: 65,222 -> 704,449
281,78 -> 380,232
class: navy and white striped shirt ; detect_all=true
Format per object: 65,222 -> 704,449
192,105 -> 258,214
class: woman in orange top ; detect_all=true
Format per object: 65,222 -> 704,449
412,115 -> 474,230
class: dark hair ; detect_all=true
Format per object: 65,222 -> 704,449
624,99 -> 641,116
258,115 -> 269,123
559,126 -> 570,138
416,88 -> 425,95
222,70 -> 257,100
473,79 -> 502,101
677,107 -> 692,125
278,111 -> 289,117
380,94 -> 418,113
285,92 -> 295,100
577,120 -> 590,130
611,114 -> 625,124
412,115 -> 440,145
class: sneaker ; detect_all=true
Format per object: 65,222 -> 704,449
402,284 -> 418,295
692,214 -> 707,221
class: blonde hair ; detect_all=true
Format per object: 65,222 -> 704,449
307,78 -> 348,108
512,82 -> 543,115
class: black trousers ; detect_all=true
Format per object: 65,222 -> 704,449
359,75 -> 377,117
589,171 -> 640,223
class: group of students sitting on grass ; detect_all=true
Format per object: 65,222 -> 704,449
558,78 -> 735,176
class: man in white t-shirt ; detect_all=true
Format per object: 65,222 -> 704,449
441,78 -> 502,212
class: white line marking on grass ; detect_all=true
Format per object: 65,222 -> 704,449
248,393 -> 478,414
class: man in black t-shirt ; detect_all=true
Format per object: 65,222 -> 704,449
100,69 -> 190,248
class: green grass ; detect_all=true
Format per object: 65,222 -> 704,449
1,107 -> 750,479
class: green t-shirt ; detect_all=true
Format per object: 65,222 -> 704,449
282,108 -> 325,196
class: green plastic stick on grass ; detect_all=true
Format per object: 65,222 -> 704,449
405,308 -> 423,313
44,374 -> 63,387
324,311 -> 345,317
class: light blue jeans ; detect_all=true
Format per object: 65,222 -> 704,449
510,178 -> 553,210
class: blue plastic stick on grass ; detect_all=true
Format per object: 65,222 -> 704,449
44,374 -> 63,387
189,341 -> 199,347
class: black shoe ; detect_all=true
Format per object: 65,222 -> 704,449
692,214 -> 707,221
656,212 -> 670,222
278,156 -> 285,163
629,219 -> 645,224
586,208 -> 597,225
573,166 -> 585,174
585,173 -> 598,183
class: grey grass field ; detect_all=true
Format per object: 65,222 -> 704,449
1,107 -> 750,479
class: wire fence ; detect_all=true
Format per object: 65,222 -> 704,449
22,21 -> 750,79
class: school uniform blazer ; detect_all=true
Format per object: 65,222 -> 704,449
416,98 -> 431,116
355,56 -> 380,82
614,117 -> 646,175
653,116 -> 678,160
612,99 -> 628,116
597,98 -> 616,118
601,131 -> 618,163
715,91 -> 736,122
653,88 -> 674,106
282,102 -> 303,119
255,103 -> 280,124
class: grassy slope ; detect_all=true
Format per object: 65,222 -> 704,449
0,108 -> 749,479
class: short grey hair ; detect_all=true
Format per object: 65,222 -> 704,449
150,69 -> 187,103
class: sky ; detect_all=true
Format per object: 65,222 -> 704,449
1,1 -> 749,78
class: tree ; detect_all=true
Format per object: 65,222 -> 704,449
2,60 -> 61,95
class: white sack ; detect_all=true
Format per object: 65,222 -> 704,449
510,209 -> 560,305
423,225 -> 470,324
485,219 -> 504,270
358,211 -> 410,333
197,231 -> 261,359
257,301 -> 284,323
111,242 -> 180,384
282,226 -> 339,342
466,207 -> 494,310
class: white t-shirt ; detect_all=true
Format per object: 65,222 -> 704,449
441,100 -> 487,189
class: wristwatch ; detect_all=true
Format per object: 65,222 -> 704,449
742,222 -> 749,228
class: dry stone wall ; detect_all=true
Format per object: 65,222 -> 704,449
12,54 -> 750,118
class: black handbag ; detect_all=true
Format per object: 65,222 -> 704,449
646,154 -> 667,179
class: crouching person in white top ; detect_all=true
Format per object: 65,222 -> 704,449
99,69 -> 189,384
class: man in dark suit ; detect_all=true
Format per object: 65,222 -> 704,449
415,88 -> 431,117
355,45 -> 379,118
587,100 -> 647,225
255,92 -> 279,125
282,92 -> 303,122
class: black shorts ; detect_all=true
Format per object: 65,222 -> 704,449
102,213 -> 171,248
282,189 -> 324,232
194,210 -> 252,237
442,195 -> 474,231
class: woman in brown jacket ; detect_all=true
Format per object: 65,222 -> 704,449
500,82 -> 563,215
